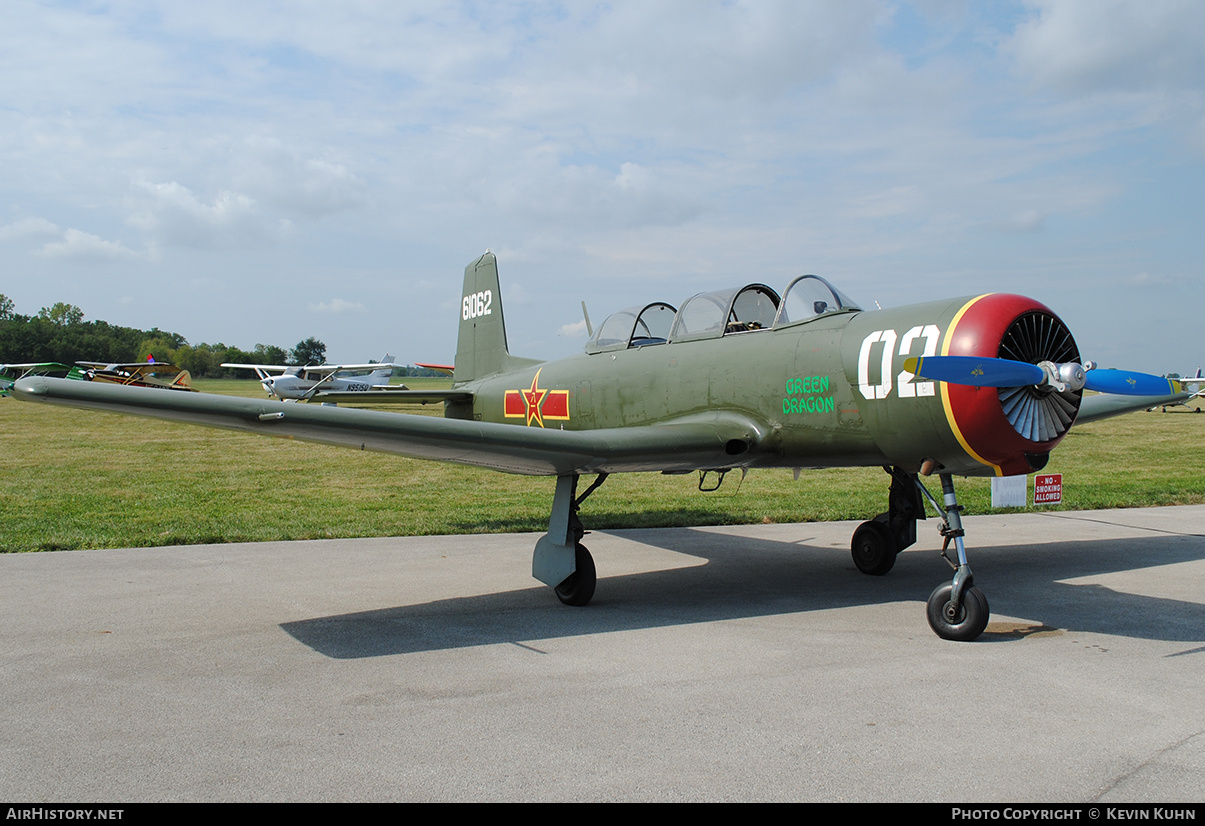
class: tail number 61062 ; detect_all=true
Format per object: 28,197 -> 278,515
462,290 -> 493,320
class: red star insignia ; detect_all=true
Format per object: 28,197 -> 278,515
522,369 -> 549,427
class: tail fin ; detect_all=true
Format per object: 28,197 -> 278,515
370,355 -> 394,382
455,252 -> 538,382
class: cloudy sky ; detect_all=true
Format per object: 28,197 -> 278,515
2,1 -> 1202,372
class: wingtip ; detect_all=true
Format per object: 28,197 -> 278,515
12,377 -> 49,397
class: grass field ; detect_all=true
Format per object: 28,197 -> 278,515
1,379 -> 1202,553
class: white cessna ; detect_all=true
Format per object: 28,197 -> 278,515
222,355 -> 397,401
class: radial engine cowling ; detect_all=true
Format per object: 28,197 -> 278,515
846,293 -> 1083,478
938,293 -> 1082,475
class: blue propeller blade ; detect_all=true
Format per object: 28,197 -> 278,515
1082,370 -> 1178,396
907,356 -> 1180,396
905,356 -> 1045,388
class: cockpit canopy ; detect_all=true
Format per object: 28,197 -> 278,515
775,274 -> 860,327
584,302 -> 678,353
584,274 -> 860,353
670,283 -> 780,342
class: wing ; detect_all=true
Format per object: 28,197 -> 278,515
13,377 -> 767,476
1,362 -> 73,370
221,362 -> 290,374
1075,390 -> 1192,425
305,362 -> 394,374
313,388 -> 474,404
79,362 -> 184,373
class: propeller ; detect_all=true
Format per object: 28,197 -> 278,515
904,356 -> 1181,396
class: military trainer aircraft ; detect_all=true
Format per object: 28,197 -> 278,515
11,253 -> 1188,641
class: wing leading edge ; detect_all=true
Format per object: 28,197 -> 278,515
1075,390 -> 1193,424
13,377 -> 766,476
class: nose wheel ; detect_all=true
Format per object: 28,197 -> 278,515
926,581 -> 989,641
916,473 -> 991,641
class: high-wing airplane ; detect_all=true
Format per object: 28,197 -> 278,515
1149,368 -> 1204,412
221,356 -> 397,400
12,253 -> 1188,641
0,362 -> 84,396
76,361 -> 196,391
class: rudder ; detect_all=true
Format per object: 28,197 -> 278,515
455,252 -> 536,382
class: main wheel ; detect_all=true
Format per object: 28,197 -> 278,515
851,520 -> 896,575
554,543 -> 596,607
926,582 -> 989,641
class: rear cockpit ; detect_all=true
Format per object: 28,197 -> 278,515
585,302 -> 677,354
584,274 -> 860,354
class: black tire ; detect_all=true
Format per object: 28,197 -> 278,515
554,543 -> 596,607
926,583 -> 989,641
851,520 -> 896,575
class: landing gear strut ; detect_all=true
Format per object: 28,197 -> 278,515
533,473 -> 608,607
850,466 -> 924,575
916,473 -> 990,641
853,467 -> 991,641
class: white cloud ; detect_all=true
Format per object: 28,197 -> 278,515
2,217 -> 145,261
556,319 -> 588,338
996,209 -> 1046,233
1125,271 -> 1185,288
0,217 -> 61,242
1009,0 -> 1205,93
233,137 -> 370,219
128,179 -> 293,249
38,228 -> 144,262
309,298 -> 367,314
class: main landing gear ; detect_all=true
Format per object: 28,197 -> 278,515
532,473 -> 608,607
851,466 -> 990,641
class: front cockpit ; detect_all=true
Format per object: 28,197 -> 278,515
584,274 -> 860,354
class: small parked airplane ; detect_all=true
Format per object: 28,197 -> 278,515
0,362 -> 83,396
12,253 -> 1189,640
1164,368 -> 1204,412
221,356 -> 397,400
76,361 -> 196,392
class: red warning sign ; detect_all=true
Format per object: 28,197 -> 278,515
1034,473 -> 1063,505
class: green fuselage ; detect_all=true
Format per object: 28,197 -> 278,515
454,296 -> 992,476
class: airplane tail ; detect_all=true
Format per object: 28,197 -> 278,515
455,252 -> 539,382
370,356 -> 394,382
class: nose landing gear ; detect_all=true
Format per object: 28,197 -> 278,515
918,473 -> 990,641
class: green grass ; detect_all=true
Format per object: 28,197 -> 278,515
1,380 -> 1202,552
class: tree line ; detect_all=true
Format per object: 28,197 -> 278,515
0,295 -> 329,378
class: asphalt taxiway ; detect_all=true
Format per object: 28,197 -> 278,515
2,506 -> 1204,802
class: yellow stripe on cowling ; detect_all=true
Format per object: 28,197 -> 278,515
939,295 -> 1004,477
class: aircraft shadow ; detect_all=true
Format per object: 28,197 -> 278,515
280,523 -> 1205,658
